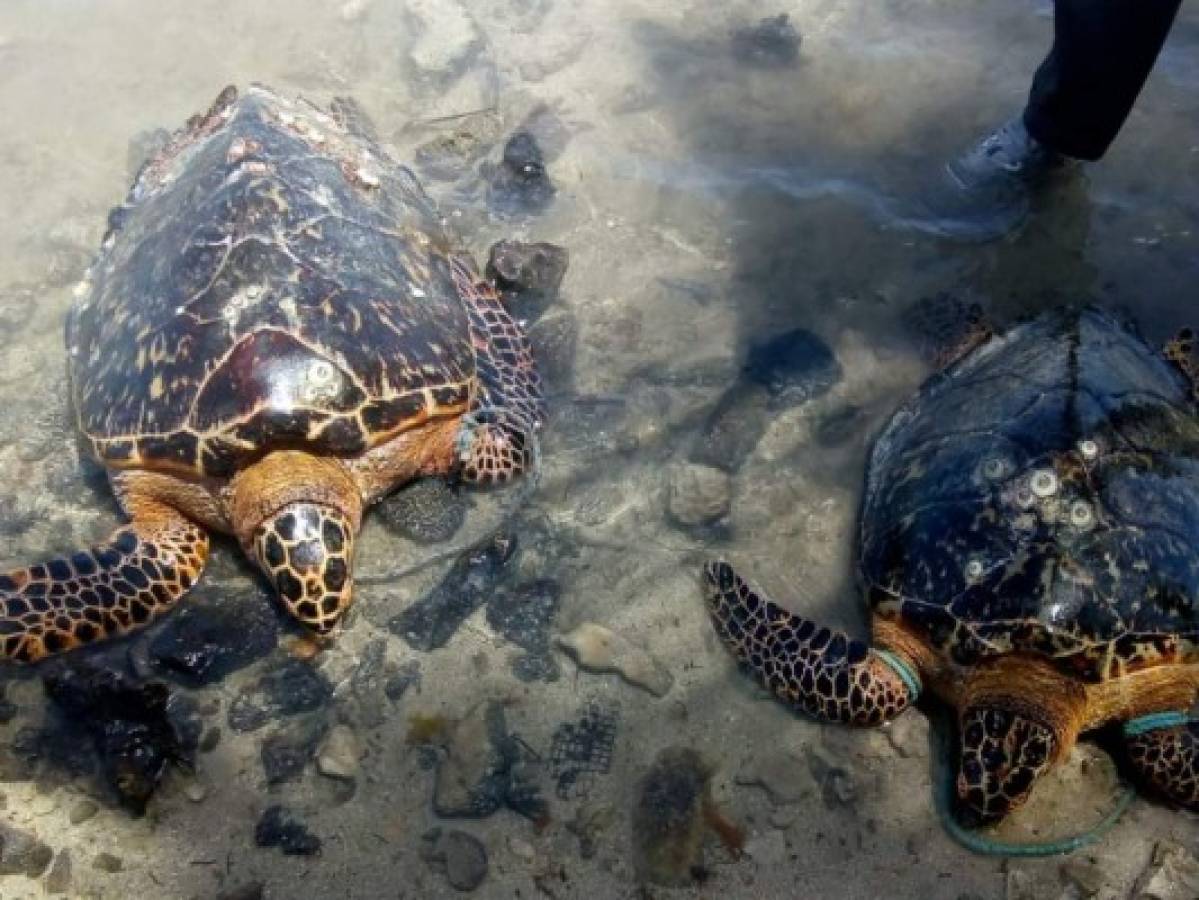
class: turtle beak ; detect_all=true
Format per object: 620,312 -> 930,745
955,706 -> 1056,826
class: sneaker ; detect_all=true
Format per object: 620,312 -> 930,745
946,116 -> 1067,191
902,116 -> 1075,243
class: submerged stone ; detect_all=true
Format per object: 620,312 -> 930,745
631,747 -> 711,886
488,131 -> 555,216
0,824 -> 53,878
43,665 -> 194,814
486,579 -> 561,682
421,828 -> 489,892
376,478 -> 466,545
486,240 -> 569,319
389,532 -> 518,652
731,14 -> 801,67
147,586 -> 279,686
254,806 -> 321,856
228,659 -> 333,733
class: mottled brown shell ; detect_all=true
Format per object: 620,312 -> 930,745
859,308 -> 1199,682
68,85 -> 480,479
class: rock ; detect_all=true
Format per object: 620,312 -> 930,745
507,836 -> 535,864
486,240 -> 569,317
666,463 -> 731,527
68,799 -> 99,825
385,662 -> 422,701
43,665 -> 195,815
632,747 -> 711,886
413,112 -> 505,182
422,829 -> 489,892
228,659 -> 333,733
734,748 -> 816,804
216,884 -> 265,900
487,579 -> 561,682
345,637 -> 389,728
184,782 -> 207,802
406,0 -> 483,81
376,478 -> 466,544
261,716 -> 327,785
254,806 -> 321,856
555,623 -> 673,697
45,849 -> 71,894
199,727 -> 222,753
434,701 -> 545,821
731,14 -> 801,67
1135,841 -> 1199,900
389,532 -> 518,651
92,852 -> 123,873
1060,859 -> 1107,897
0,824 -> 53,878
148,587 -> 279,686
317,725 -> 360,780
487,131 -> 555,216
690,327 -> 839,472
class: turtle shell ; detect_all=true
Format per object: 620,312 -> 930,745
860,307 -> 1199,681
67,85 -> 478,479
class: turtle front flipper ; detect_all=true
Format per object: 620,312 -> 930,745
704,561 -> 919,725
1123,713 -> 1199,812
451,258 -> 543,485
0,499 -> 208,663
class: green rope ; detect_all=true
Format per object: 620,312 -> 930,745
931,711 -> 1136,857
876,650 -> 922,702
1123,711 -> 1191,737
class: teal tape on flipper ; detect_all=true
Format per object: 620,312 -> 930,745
876,650 -> 921,702
932,710 -> 1136,857
1123,711 -> 1192,737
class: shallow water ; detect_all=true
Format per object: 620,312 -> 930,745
0,1 -> 1197,897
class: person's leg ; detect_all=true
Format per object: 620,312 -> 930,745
1024,0 -> 1183,161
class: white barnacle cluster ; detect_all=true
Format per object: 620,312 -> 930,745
301,359 -> 341,404
993,437 -> 1105,535
223,283 -> 266,323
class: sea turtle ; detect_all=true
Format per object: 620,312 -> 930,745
0,84 -> 543,663
705,307 -> 1199,825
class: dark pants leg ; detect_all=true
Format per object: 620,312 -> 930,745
1023,0 -> 1182,160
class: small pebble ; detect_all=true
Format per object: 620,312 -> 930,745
0,824 -> 53,877
254,805 -> 322,856
184,782 -> 207,802
507,836 -> 536,863
45,850 -> 72,895
666,463 -> 731,527
92,852 -> 123,873
68,799 -> 99,825
422,829 -> 489,892
199,726 -> 222,753
316,725 -> 360,780
556,623 -> 673,697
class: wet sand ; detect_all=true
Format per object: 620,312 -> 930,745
0,1 -> 1197,898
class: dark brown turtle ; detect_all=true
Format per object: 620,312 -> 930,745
0,84 -> 545,662
706,308 -> 1199,825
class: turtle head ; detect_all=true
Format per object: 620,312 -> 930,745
955,705 -> 1057,826
232,452 -> 363,634
251,503 -> 357,634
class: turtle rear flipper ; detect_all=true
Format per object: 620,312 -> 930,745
704,561 -> 918,726
0,498 -> 208,663
1124,715 -> 1199,812
452,257 -> 543,485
